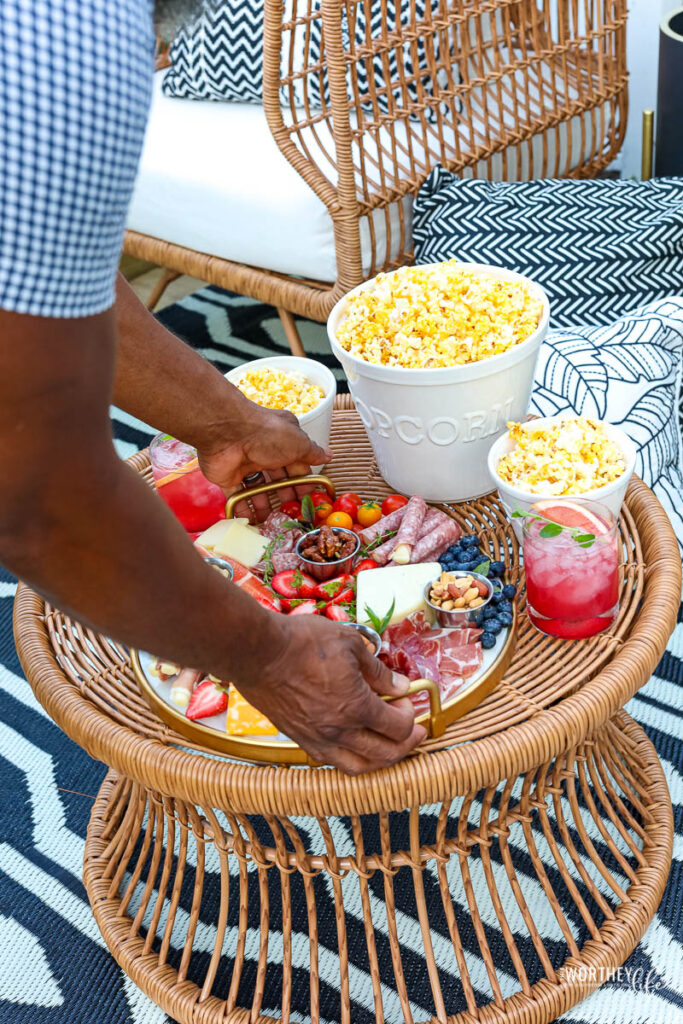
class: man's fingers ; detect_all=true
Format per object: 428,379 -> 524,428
265,466 -> 298,505
357,643 -> 408,698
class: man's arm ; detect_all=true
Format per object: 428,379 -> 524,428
112,274 -> 328,497
1,307 -> 424,772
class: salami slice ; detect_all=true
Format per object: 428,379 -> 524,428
417,507 -> 443,538
359,504 -> 408,545
410,516 -> 461,563
391,496 -> 427,564
371,534 -> 400,566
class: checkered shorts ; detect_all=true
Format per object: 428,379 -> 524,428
0,0 -> 155,318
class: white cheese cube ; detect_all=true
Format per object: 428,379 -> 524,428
357,562 -> 441,627
196,518 -> 250,551
213,520 -> 268,566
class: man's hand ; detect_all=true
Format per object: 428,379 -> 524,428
235,616 -> 427,774
197,404 -> 330,497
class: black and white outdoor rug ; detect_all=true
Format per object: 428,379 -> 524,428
1,286 -> 682,1024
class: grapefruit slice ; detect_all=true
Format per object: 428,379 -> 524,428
531,500 -> 610,535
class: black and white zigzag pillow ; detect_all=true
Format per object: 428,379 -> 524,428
163,0 -> 449,117
413,172 -> 683,327
530,298 -> 683,551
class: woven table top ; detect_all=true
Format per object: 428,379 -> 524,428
13,397 -> 682,817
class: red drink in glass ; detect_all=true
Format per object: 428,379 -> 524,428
149,434 -> 226,533
522,498 -> 619,639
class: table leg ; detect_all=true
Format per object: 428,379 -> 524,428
83,710 -> 672,1024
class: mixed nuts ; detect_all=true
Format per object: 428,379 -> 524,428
428,571 -> 489,611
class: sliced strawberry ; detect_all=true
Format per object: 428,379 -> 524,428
325,604 -> 352,621
287,600 -> 320,616
186,678 -> 228,721
315,574 -> 355,602
271,569 -> 318,600
354,558 -> 379,574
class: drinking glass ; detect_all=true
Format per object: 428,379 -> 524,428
149,434 -> 226,534
522,498 -> 620,638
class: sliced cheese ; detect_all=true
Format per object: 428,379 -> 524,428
357,562 -> 441,627
227,686 -> 277,736
197,517 -> 250,551
214,520 -> 269,566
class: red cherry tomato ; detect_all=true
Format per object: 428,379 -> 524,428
325,604 -> 352,621
280,500 -> 302,519
287,600 -> 320,616
354,558 -> 379,574
310,490 -> 333,508
332,495 -> 360,519
342,492 -> 362,505
351,523 -> 366,536
381,494 -> 409,517
314,501 -> 333,525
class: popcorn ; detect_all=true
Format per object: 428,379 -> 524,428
336,261 -> 544,368
234,366 -> 324,416
497,418 -> 627,494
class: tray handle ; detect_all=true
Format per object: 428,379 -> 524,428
225,474 -> 336,520
384,677 -> 446,739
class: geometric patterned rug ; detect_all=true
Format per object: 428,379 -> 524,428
1,286 -> 682,1023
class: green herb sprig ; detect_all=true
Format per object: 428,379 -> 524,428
363,599 -> 396,635
359,529 -> 397,558
512,508 -> 596,548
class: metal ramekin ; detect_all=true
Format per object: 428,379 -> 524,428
203,555 -> 234,582
424,570 -> 494,627
339,621 -> 382,655
295,527 -> 361,581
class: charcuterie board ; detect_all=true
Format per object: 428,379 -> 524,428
133,472 -> 517,765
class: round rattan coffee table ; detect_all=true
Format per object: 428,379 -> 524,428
14,398 -> 681,1024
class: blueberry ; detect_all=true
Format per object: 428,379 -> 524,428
463,535 -> 480,547
502,584 -> 517,599
471,610 -> 485,626
481,632 -> 497,649
491,592 -> 502,605
453,561 -> 472,571
497,599 -> 513,615
490,560 -> 506,577
486,617 -> 504,635
498,611 -> 514,626
482,605 -> 499,620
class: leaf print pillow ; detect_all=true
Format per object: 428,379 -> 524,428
530,298 -> 683,552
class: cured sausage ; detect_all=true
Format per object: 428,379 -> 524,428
410,515 -> 461,563
359,504 -> 408,545
417,507 -> 443,538
391,496 -> 427,564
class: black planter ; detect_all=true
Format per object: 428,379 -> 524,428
656,7 -> 683,176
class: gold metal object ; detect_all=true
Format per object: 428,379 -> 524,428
224,473 -> 336,520
642,109 -> 654,180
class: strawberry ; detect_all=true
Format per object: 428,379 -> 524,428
315,574 -> 355,603
325,604 -> 352,621
287,600 -> 320,616
271,568 -> 318,600
186,678 -> 228,721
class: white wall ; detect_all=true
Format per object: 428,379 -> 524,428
618,0 -> 677,178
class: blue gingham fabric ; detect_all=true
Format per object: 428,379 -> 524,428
0,0 -> 155,318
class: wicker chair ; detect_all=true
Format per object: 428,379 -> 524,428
124,0 -> 628,353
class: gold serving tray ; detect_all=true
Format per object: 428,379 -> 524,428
133,474 -> 517,766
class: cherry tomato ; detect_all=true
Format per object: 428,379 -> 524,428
381,494 -> 408,516
354,558 -> 379,574
280,500 -> 302,519
325,510 -> 354,530
287,600 -> 320,616
351,523 -> 366,536
341,492 -> 362,505
332,495 -> 360,519
314,501 -> 333,524
310,490 -> 333,508
356,501 -> 382,528
325,604 -> 352,621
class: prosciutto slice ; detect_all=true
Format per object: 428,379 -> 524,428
379,611 -> 483,714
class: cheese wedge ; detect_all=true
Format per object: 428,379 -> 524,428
226,686 -> 277,736
356,562 -> 441,627
197,518 -> 268,567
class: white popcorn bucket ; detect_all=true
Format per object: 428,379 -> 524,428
327,262 -> 550,502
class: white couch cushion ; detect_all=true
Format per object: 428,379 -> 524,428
127,74 -> 340,281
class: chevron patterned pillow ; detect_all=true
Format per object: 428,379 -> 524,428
413,172 -> 683,327
163,0 -> 448,115
530,298 -> 683,551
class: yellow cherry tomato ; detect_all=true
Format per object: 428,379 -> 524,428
314,501 -> 333,524
325,510 -> 354,530
356,501 -> 382,527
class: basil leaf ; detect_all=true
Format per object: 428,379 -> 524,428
301,494 -> 315,525
473,559 -> 490,576
539,522 -> 563,538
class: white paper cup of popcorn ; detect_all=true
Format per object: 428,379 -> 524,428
226,356 -> 336,470
327,261 -> 550,502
